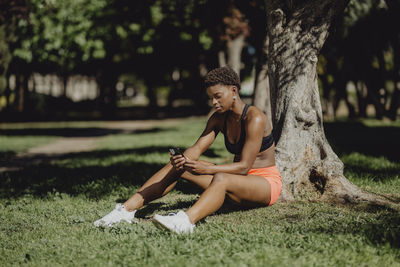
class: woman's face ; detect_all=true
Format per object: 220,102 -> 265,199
206,84 -> 235,113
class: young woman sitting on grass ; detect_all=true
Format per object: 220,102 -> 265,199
94,66 -> 282,233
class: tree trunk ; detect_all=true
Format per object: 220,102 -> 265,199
227,34 -> 245,76
144,77 -> 158,117
343,90 -> 357,119
389,87 -> 400,120
388,35 -> 400,120
253,36 -> 272,125
62,74 -> 68,97
16,73 -> 25,113
218,51 -> 227,67
97,70 -> 117,118
4,71 -> 10,109
320,74 -> 335,120
265,0 -> 378,203
333,71 -> 357,119
356,81 -> 368,118
364,59 -> 386,120
0,25 -> 12,104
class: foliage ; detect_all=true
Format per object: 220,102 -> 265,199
0,0 -> 398,120
5,0 -> 234,113
12,0 -> 109,73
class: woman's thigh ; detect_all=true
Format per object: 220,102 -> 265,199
180,171 -> 213,190
218,173 -> 271,206
179,160 -> 215,190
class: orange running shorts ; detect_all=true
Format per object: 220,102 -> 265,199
248,165 -> 282,206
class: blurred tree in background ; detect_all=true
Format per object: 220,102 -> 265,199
0,0 -> 398,121
0,0 -> 28,113
319,0 -> 400,120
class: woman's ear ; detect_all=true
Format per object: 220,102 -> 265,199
231,85 -> 238,95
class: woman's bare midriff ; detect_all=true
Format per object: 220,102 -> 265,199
233,144 -> 276,169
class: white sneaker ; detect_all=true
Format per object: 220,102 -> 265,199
94,203 -> 137,227
152,210 -> 195,234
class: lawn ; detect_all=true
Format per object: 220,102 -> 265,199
0,118 -> 399,266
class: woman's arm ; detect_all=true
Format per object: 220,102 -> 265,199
184,112 -> 221,159
185,108 -> 266,175
171,112 -> 220,171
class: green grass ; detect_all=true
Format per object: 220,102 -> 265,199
0,121 -> 108,161
0,136 -> 58,161
0,118 -> 399,266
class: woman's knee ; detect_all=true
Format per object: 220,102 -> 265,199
211,172 -> 229,186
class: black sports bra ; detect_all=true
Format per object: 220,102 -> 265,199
220,104 -> 274,155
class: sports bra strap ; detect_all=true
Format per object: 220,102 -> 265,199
223,104 -> 249,134
241,104 -> 249,120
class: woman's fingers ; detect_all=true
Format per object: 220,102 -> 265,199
170,155 -> 186,170
176,158 -> 185,168
184,161 -> 194,167
184,158 -> 194,164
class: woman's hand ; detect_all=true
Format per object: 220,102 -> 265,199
184,159 -> 212,175
170,153 -> 186,171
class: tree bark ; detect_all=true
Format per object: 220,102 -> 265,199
264,0 -> 381,203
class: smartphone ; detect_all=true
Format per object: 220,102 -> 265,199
169,147 -> 183,156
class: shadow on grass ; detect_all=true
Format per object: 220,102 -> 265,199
355,211 -> 400,248
56,146 -> 222,160
0,146 -> 223,176
0,145 -> 223,200
343,203 -> 400,249
324,121 -> 400,162
0,127 -> 164,137
0,161 -> 160,199
324,121 -> 400,184
280,201 -> 400,249
133,197 -> 248,221
0,151 -> 16,161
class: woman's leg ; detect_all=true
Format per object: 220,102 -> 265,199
123,161 -> 214,211
123,162 -> 178,211
95,161 -> 216,227
185,172 -> 271,224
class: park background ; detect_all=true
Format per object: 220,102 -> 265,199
1,0 -> 400,266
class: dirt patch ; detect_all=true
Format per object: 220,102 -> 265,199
0,118 -> 187,173
26,137 -> 97,155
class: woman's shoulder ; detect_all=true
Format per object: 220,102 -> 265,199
246,105 -> 266,123
246,106 -> 273,134
208,110 -> 225,121
207,110 -> 225,127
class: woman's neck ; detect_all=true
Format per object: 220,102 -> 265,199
230,101 -> 246,121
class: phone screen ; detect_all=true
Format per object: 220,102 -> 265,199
169,148 -> 182,156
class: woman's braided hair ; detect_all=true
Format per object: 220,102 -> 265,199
204,66 -> 240,89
